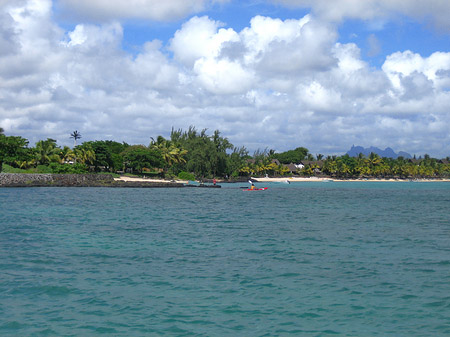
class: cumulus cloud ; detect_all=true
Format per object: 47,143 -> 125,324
57,0 -> 229,22
383,50 -> 450,91
169,16 -> 239,66
170,15 -> 338,95
273,0 -> 450,30
1,0 -> 449,157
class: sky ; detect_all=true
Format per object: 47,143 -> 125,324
0,0 -> 449,157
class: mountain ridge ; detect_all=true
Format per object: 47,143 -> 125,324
346,146 -> 412,159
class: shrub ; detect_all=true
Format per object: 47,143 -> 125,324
1,164 -> 25,173
178,171 -> 195,181
36,165 -> 53,173
49,163 -> 89,174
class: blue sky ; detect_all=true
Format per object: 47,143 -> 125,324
117,3 -> 450,68
1,0 -> 450,157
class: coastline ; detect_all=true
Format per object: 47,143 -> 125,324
114,176 -> 188,184
1,173 -> 448,188
116,176 -> 450,183
0,173 -> 185,188
253,177 -> 450,183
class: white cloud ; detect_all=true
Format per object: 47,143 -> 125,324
57,0 -> 229,22
169,16 -> 239,67
383,50 -> 450,91
243,15 -> 337,73
0,1 -> 449,157
170,15 -> 338,96
273,0 -> 450,30
297,81 -> 342,112
65,23 -> 123,50
194,58 -> 254,94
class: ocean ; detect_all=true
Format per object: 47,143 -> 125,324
1,182 -> 449,336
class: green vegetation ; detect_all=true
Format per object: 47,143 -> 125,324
1,126 -> 449,179
272,147 -> 309,164
122,145 -> 163,174
178,171 -> 195,181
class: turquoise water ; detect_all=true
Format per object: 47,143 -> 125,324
1,182 -> 449,336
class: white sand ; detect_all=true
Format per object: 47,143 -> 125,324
254,176 -> 326,182
114,176 -> 188,184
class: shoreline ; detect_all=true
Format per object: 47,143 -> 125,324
116,176 -> 450,184
114,176 -> 188,184
1,173 -> 448,188
252,176 -> 450,183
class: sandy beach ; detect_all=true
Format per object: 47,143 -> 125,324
114,176 -> 188,184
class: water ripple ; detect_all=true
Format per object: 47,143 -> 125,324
0,184 -> 449,336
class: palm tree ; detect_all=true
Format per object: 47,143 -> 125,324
35,139 -> 59,165
150,136 -> 188,170
58,146 -> 76,164
366,152 -> 382,168
75,146 -> 96,165
70,130 -> 82,147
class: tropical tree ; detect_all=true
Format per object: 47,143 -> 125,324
367,152 -> 382,167
150,136 -> 188,171
226,146 -> 248,178
85,141 -> 114,171
337,162 -> 351,177
168,127 -> 235,178
322,157 -> 338,176
34,139 -> 60,165
74,144 -> 96,166
278,164 -> 290,176
70,130 -> 82,147
0,134 -> 33,171
14,159 -> 36,169
210,130 -> 233,177
58,146 -> 76,164
122,145 -> 163,173
272,147 -> 309,164
301,165 -> 315,176
239,165 -> 252,176
101,141 -> 129,171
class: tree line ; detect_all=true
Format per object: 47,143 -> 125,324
1,126 -> 449,179
242,149 -> 450,179
0,127 -> 248,179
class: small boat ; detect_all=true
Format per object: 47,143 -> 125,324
242,187 -> 268,191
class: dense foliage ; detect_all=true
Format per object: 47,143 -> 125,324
1,126 -> 449,179
272,147 -> 309,164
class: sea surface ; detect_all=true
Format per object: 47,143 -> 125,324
0,182 -> 449,336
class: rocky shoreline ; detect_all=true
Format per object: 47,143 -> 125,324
0,173 -> 204,188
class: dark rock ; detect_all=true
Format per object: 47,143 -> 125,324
0,174 -> 185,188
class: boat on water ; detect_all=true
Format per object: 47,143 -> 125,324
242,187 -> 268,191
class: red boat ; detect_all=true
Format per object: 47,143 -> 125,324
242,187 -> 268,191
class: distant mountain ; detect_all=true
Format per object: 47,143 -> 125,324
346,145 -> 412,159
397,151 -> 413,158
